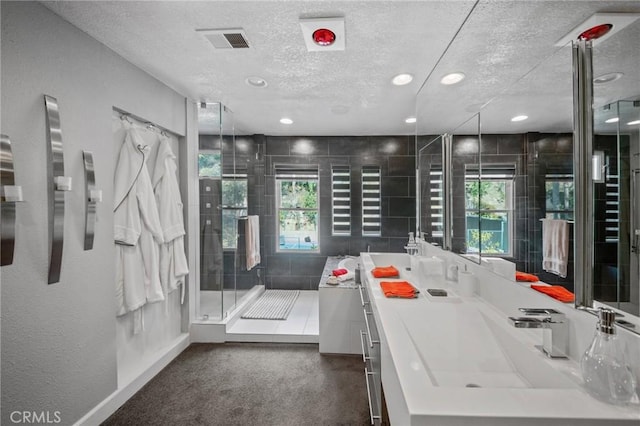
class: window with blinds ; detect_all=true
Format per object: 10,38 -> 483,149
275,164 -> 320,252
331,165 -> 351,236
221,172 -> 248,249
429,167 -> 444,238
362,165 -> 382,237
465,165 -> 516,255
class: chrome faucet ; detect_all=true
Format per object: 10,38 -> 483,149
509,308 -> 568,358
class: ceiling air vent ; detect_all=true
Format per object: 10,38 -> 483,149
197,28 -> 250,49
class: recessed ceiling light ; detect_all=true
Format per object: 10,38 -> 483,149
440,72 -> 466,85
511,115 -> 528,122
405,116 -> 417,124
594,72 -> 624,84
627,120 -> 640,126
392,73 -> 413,86
605,117 -> 619,123
280,118 -> 293,125
246,76 -> 268,87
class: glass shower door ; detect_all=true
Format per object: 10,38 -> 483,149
198,102 -> 225,320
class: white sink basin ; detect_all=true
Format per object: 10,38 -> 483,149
337,256 -> 358,271
402,302 -> 576,389
368,252 -> 410,269
360,252 -> 640,425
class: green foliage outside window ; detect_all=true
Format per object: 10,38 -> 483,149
198,152 -> 221,177
278,180 -> 319,251
465,180 -> 512,255
465,181 -> 507,216
279,180 -> 318,209
467,229 -> 503,253
222,180 -> 248,249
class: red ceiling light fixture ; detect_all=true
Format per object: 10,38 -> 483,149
312,28 -> 336,46
300,17 -> 345,51
577,23 -> 613,41
555,13 -> 640,46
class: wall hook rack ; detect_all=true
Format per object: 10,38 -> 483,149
45,95 -> 70,284
1,134 -> 24,266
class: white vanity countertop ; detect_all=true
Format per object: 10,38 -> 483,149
361,254 -> 640,425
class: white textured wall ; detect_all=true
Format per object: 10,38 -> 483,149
1,2 -> 186,424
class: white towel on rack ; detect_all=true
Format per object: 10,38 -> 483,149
246,215 -> 261,271
542,219 -> 569,278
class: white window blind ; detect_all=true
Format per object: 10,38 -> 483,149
331,165 -> 351,236
429,167 -> 444,238
362,165 -> 382,237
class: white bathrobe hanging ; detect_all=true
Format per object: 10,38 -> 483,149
150,136 -> 189,300
114,126 -> 165,316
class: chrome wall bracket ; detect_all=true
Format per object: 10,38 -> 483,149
82,151 -> 101,250
572,41 -> 595,308
45,95 -> 70,284
443,133 -> 453,251
1,134 -> 23,266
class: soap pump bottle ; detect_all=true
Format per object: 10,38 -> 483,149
580,308 -> 637,405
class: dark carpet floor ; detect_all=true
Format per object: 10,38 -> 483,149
102,343 -> 371,426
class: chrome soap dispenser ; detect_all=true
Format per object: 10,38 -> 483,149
580,308 -> 637,405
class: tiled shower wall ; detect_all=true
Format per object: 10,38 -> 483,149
418,132 -> 576,289
526,133 -> 575,288
200,134 -> 416,291
259,136 -> 416,290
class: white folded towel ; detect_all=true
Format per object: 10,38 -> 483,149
245,215 -> 261,271
542,219 -> 569,278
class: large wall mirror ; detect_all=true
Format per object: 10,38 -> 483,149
478,42 -> 575,289
590,15 -> 639,325
593,101 -> 640,320
416,5 -> 640,333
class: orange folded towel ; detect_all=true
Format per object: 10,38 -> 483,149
531,285 -> 575,303
516,271 -> 539,282
372,266 -> 399,278
380,281 -> 417,298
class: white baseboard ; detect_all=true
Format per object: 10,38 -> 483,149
74,333 -> 190,426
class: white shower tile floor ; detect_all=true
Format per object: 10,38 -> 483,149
226,290 -> 319,343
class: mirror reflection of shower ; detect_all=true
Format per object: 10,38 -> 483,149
593,100 -> 640,318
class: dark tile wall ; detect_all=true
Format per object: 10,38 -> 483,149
417,132 -> 576,289
259,135 -> 416,290
525,133 -> 574,289
417,135 -> 442,245
199,134 -> 265,292
593,134 -> 630,302
198,135 -> 222,291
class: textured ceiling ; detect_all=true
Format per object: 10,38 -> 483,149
42,1 -> 640,136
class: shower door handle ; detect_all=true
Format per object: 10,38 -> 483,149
633,230 -> 640,254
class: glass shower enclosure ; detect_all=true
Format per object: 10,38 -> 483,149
197,102 -> 255,320
593,100 -> 640,317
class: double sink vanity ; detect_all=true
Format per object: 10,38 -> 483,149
320,244 -> 640,425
